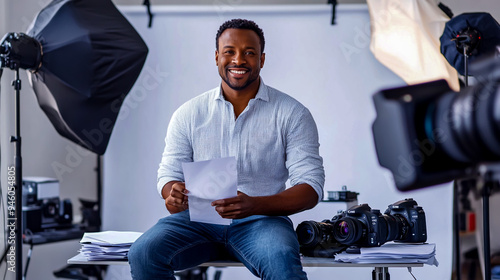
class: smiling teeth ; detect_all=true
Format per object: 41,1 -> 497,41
230,70 -> 246,74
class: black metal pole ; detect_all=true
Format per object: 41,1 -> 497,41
453,180 -> 461,280
96,155 -> 102,231
23,244 -> 33,279
482,177 -> 491,280
9,68 -> 23,280
464,48 -> 469,87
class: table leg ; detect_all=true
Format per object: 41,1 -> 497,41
372,267 -> 390,280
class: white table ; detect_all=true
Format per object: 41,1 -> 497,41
68,253 -> 423,280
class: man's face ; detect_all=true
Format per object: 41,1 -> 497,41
216,28 -> 265,91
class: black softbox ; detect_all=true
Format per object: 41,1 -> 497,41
26,0 -> 148,155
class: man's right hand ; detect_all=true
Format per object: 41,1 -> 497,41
163,181 -> 189,214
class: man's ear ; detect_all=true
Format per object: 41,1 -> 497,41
260,52 -> 265,68
215,50 -> 219,66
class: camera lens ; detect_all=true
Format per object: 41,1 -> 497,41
296,221 -> 333,248
296,222 -> 317,247
332,218 -> 363,245
427,80 -> 500,163
382,214 -> 409,242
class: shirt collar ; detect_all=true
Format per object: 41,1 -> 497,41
215,77 -> 270,102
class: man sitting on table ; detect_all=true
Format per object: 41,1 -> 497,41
128,18 -> 325,280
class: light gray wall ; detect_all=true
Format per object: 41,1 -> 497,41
440,0 -> 500,20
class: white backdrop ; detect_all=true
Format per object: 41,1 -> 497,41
103,5 -> 454,280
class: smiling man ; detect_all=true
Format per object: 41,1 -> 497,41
128,19 -> 325,280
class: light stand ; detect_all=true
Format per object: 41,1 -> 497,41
1,32 -> 40,280
463,47 -> 469,87
453,180 -> 461,280
10,68 -> 23,280
481,179 -> 491,280
476,168 -> 499,280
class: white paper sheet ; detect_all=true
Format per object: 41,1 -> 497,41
182,157 -> 238,225
80,231 -> 143,245
334,242 -> 439,266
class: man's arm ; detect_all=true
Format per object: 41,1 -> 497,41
211,183 -> 318,219
157,106 -> 193,199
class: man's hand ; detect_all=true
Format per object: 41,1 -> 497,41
212,184 -> 318,219
163,182 -> 189,214
211,192 -> 257,219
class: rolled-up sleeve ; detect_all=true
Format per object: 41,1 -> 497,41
157,107 -> 193,198
285,107 -> 325,203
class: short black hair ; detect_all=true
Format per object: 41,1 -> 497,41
215,18 -> 265,54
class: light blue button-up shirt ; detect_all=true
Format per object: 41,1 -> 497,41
157,79 -> 325,203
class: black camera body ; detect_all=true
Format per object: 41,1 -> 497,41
296,198 -> 427,257
331,203 -> 389,247
385,198 -> 427,243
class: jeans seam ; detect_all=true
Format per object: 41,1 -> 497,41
167,240 -> 212,265
227,241 -> 259,276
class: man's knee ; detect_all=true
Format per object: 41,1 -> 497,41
128,241 -> 143,265
128,236 -> 176,280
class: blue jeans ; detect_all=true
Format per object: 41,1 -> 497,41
128,210 -> 307,280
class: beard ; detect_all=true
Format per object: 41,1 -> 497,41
221,67 -> 259,91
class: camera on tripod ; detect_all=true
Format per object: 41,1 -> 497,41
371,51 -> 500,191
296,198 -> 427,257
22,177 -> 73,233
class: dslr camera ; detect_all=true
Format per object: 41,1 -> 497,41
296,198 -> 426,257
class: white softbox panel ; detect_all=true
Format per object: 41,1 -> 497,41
367,0 -> 460,91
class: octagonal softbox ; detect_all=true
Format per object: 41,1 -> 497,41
26,0 -> 148,155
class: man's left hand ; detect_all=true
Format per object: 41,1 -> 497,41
212,192 -> 257,219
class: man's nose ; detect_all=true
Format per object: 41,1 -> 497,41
232,52 -> 246,65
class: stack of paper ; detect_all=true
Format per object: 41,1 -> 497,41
79,231 -> 143,261
334,242 -> 439,266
